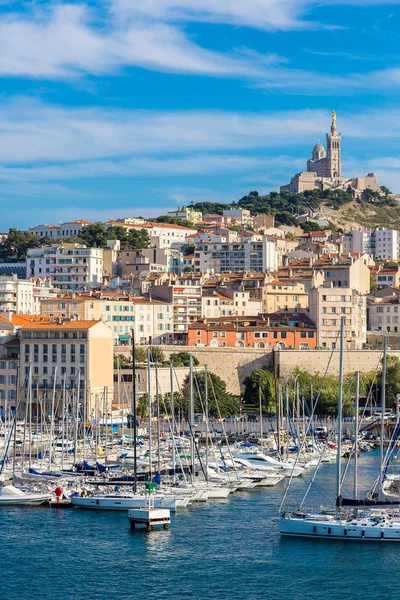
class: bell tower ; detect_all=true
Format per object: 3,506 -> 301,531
326,110 -> 341,178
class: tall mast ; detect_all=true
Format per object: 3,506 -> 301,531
48,366 -> 57,469
259,385 -> 263,453
190,355 -> 194,482
205,364 -> 208,480
131,329 -> 138,493
170,362 -> 175,483
380,337 -> 387,498
147,347 -> 153,482
155,360 -> 161,477
336,316 -> 345,517
354,371 -> 360,499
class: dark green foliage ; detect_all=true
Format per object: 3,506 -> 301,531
182,370 -> 240,418
375,356 -> 400,409
0,229 -> 54,262
169,351 -> 199,367
243,367 -> 276,411
154,216 -> 195,228
148,346 -> 165,363
78,223 -> 150,249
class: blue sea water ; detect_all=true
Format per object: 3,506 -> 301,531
2,452 -> 398,600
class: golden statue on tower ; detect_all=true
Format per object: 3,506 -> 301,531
332,110 -> 336,124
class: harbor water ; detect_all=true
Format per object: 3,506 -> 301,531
2,451 -> 398,600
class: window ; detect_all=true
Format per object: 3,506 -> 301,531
255,332 -> 261,338
300,332 -> 306,338
212,332 -> 218,338
196,330 -> 201,336
221,332 -> 226,338
308,332 -> 314,338
281,332 -> 287,339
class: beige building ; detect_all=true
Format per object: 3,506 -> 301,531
19,320 -> 113,417
308,285 -> 367,349
368,298 -> 400,333
253,214 -> 274,231
201,289 -> 262,318
262,280 -> 308,313
319,257 -> 370,295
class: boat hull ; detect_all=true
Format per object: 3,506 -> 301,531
277,517 -> 400,541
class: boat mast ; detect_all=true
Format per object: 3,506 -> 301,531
170,362 -> 175,484
155,360 -> 161,478
205,364 -> 208,480
190,355 -> 194,482
131,329 -> 138,493
336,317 -> 345,518
48,365 -> 57,469
259,385 -> 263,453
380,337 -> 387,499
354,370 -> 360,499
147,347 -> 153,482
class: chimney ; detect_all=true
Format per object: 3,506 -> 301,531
282,255 -> 288,267
288,269 -> 293,278
309,257 -> 313,267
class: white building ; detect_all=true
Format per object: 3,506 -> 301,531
222,209 -> 253,226
374,228 -> 399,260
368,298 -> 400,333
193,233 -> 278,274
28,220 -> 91,239
167,208 -> 203,224
27,244 -> 103,291
0,275 -> 34,314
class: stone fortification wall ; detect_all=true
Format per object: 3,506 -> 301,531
114,346 -> 399,394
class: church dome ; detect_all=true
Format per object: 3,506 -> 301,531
313,142 -> 324,153
312,142 -> 326,160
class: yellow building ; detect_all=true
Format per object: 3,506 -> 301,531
262,279 -> 308,313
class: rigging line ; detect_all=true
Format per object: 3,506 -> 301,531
278,334 -> 339,515
159,387 -> 189,485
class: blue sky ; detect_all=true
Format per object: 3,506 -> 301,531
0,0 -> 400,230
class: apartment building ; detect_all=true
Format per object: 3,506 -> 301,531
27,244 -> 103,291
167,208 -> 203,224
368,298 -> 400,332
150,274 -> 205,342
308,285 -> 367,349
371,266 -> 400,288
28,220 -> 91,239
0,355 -> 18,416
105,221 -> 197,249
262,279 -> 308,313
40,294 -> 173,346
19,320 -> 113,417
121,247 -> 182,276
201,289 -> 262,319
253,214 -> 275,231
374,228 -> 399,260
222,209 -> 253,226
193,233 -> 278,274
320,257 -> 370,295
0,276 -> 57,315
188,314 -> 317,350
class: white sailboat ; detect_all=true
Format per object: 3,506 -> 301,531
0,484 -> 51,506
277,320 -> 400,542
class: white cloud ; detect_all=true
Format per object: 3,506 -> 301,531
1,98 -> 400,164
0,2 -> 399,94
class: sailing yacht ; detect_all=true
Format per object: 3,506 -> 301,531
277,320 -> 400,542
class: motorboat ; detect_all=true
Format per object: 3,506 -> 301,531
0,484 -> 51,506
71,493 -> 182,511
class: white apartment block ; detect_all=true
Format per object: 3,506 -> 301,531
342,228 -> 399,260
222,209 -> 253,226
27,244 -> 103,291
374,228 -> 399,260
193,234 -> 278,274
201,289 -> 262,318
167,209 -> 203,224
0,275 -> 34,314
28,220 -> 90,239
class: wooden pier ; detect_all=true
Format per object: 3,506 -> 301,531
128,508 -> 171,532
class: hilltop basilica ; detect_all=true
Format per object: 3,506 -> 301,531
280,112 -> 380,195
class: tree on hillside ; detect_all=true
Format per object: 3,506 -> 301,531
127,228 -> 150,249
0,229 -> 55,262
79,223 -> 108,247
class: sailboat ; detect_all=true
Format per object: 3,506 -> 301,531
277,318 -> 400,542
